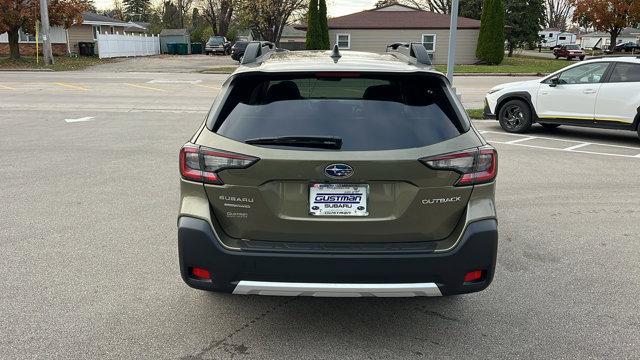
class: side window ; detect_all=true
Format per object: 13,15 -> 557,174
421,34 -> 436,52
557,63 -> 609,84
336,34 -> 350,49
559,36 -> 566,40
609,63 -> 640,83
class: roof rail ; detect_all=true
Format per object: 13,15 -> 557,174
386,42 -> 432,66
241,41 -> 277,65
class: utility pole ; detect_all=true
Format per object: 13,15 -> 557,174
39,0 -> 54,65
446,0 -> 459,84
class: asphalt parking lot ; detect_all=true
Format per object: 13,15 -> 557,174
1,71 -> 639,359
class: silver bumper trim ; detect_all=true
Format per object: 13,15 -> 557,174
232,281 -> 442,297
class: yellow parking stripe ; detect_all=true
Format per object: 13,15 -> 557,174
0,84 -> 16,90
126,83 -> 167,92
55,82 -> 89,91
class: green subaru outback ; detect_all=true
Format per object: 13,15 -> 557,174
178,42 -> 498,297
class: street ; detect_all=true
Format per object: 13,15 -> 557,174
1,71 -> 639,359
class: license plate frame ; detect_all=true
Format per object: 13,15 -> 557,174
309,183 -> 369,217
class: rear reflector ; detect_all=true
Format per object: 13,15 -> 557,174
191,267 -> 211,280
420,145 -> 497,186
463,270 -> 484,283
179,144 -> 258,185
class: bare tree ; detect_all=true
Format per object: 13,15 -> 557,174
202,0 -> 234,36
405,0 -> 452,13
546,0 -> 573,30
237,0 -> 307,43
177,0 -> 194,28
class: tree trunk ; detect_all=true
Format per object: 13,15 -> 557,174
610,32 -> 618,52
508,42 -> 514,57
8,27 -> 20,60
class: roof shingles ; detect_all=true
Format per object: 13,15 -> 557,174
298,9 -> 480,30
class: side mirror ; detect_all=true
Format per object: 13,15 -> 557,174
549,77 -> 560,87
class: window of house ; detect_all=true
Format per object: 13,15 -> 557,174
92,25 -> 101,40
336,33 -> 350,49
549,33 -> 553,37
421,34 -> 436,52
559,36 -> 566,40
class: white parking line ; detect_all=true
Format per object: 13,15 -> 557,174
480,130 -> 640,150
65,116 -> 95,123
504,136 -> 535,144
563,143 -> 591,151
479,131 -> 640,159
488,141 -> 640,159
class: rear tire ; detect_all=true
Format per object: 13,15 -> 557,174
498,99 -> 533,133
540,123 -> 561,130
579,56 -> 585,61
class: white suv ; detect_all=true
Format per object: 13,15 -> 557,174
484,57 -> 640,139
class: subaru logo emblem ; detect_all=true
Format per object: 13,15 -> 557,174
324,164 -> 353,179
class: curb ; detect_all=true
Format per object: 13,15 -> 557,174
0,68 -> 54,72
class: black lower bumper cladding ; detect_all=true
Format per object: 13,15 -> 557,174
178,217 -> 498,296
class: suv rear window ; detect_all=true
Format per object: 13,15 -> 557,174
209,73 -> 467,151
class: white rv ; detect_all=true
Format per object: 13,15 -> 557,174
539,30 -> 577,49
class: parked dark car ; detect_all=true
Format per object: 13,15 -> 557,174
205,36 -> 231,55
231,41 -> 249,61
613,42 -> 640,53
553,44 -> 586,61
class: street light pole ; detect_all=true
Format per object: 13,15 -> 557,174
446,0 -> 460,84
39,0 -> 54,65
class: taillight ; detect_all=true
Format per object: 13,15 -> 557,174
420,145 -> 497,186
179,144 -> 258,185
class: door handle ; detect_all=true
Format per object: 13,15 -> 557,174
583,89 -> 597,94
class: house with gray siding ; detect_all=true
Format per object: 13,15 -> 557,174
295,3 -> 481,65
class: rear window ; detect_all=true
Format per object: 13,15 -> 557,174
209,73 -> 467,151
566,45 -> 580,50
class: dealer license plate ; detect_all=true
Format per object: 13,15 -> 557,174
309,184 -> 369,216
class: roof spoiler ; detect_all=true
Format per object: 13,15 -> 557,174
241,41 -> 279,65
385,42 -> 432,66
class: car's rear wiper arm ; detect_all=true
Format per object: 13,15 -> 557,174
244,136 -> 342,150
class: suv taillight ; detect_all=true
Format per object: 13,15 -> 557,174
179,144 -> 258,185
420,146 -> 497,186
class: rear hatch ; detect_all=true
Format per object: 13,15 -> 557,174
194,72 -> 486,243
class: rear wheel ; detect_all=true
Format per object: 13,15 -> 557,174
540,123 -> 561,130
579,56 -> 585,61
498,99 -> 533,133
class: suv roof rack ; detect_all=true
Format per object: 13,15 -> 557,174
241,41 -> 277,65
386,42 -> 432,66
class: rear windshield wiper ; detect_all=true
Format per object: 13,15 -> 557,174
244,136 -> 342,150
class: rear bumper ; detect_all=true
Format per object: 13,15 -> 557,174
178,217 -> 498,296
206,47 -> 226,53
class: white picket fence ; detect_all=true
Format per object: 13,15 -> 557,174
96,33 -> 160,59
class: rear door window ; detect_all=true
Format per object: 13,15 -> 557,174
608,63 -> 640,83
210,73 -> 467,151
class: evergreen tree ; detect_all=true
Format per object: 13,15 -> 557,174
476,0 -> 505,64
318,0 -> 330,49
305,0 -> 321,50
504,0 -> 545,56
122,0 -> 151,21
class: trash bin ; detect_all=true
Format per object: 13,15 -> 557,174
176,43 -> 189,55
167,43 -> 177,55
78,42 -> 95,56
191,43 -> 203,54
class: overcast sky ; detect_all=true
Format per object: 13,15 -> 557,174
92,0 -> 378,17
